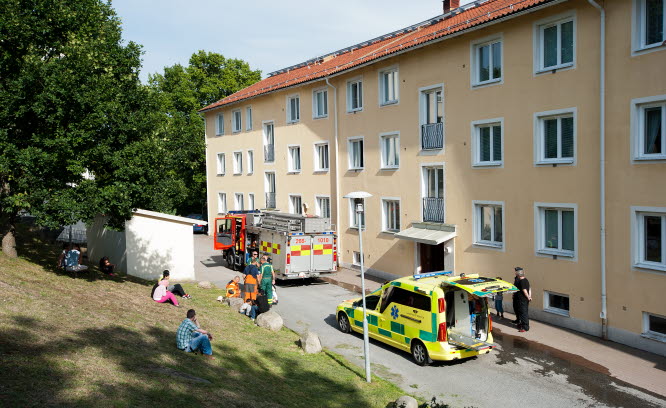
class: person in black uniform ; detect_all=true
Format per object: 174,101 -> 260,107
512,267 -> 532,332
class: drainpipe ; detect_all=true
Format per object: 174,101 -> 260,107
588,0 -> 607,340
326,78 -> 342,261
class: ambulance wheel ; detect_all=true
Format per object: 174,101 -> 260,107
411,340 -> 431,366
338,312 -> 351,334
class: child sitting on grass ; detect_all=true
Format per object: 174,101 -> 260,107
239,298 -> 259,321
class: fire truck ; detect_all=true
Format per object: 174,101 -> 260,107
213,210 -> 337,280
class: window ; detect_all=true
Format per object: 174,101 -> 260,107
349,198 -> 366,229
216,113 -> 224,135
247,150 -> 254,174
535,109 -> 576,165
379,66 -> 399,105
316,196 -> 331,218
287,95 -> 300,123
632,96 -> 666,160
422,165 -> 444,222
263,122 -> 275,162
419,85 -> 444,150
313,88 -> 328,119
246,107 -> 252,131
473,201 -> 504,248
347,78 -> 363,112
535,14 -> 575,72
216,153 -> 225,175
472,37 -> 502,86
352,251 -> 361,266
217,192 -> 227,213
233,151 -> 243,174
472,119 -> 503,167
235,193 -> 244,211
288,146 -> 301,173
290,195 -> 302,215
380,132 -> 400,169
265,172 -> 276,209
643,312 -> 666,341
248,193 -> 255,211
535,203 -> 577,258
314,143 -> 329,171
632,207 -> 666,271
232,110 -> 242,133
382,199 -> 401,233
634,0 -> 666,52
348,137 -> 364,170
544,291 -> 570,316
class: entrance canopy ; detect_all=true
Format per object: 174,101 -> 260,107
395,222 -> 456,245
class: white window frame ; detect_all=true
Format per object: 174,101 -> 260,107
248,193 -> 255,211
232,109 -> 242,133
286,94 -> 300,124
217,192 -> 227,214
471,118 -> 504,167
347,136 -> 365,171
632,0 -> 666,54
544,290 -> 571,317
379,131 -> 400,170
420,162 -> 446,223
264,171 -> 276,208
346,77 -> 363,113
234,193 -> 244,211
263,121 -> 275,164
287,145 -> 301,173
348,197 -> 366,230
312,87 -> 328,119
534,108 -> 577,165
247,150 -> 254,174
418,84 -> 445,152
289,194 -> 303,215
378,65 -> 399,106
643,311 -> 666,342
470,35 -> 504,87
233,150 -> 243,175
472,200 -> 505,250
533,12 -> 577,74
215,113 -> 225,135
216,153 -> 225,175
352,251 -> 362,266
381,197 -> 401,233
246,106 -> 253,131
631,95 -> 666,161
631,206 -> 666,272
315,195 -> 331,218
314,142 -> 330,172
534,202 -> 578,260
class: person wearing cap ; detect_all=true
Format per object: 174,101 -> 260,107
512,267 -> 532,332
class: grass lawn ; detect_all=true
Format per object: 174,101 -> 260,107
0,229 -> 408,407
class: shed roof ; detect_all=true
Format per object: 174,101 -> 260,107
133,209 -> 208,226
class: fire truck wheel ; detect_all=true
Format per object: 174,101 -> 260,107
226,250 -> 236,271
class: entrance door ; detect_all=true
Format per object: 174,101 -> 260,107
419,242 -> 445,273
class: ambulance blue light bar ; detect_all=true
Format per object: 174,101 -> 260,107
413,271 -> 452,280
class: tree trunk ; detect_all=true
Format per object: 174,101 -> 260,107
1,214 -> 18,258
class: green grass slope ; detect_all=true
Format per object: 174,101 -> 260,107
0,231 -> 406,407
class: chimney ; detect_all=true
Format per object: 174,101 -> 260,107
443,0 -> 460,13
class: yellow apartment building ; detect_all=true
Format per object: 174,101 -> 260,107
200,0 -> 666,356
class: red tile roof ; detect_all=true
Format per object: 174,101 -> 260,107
200,0 -> 554,112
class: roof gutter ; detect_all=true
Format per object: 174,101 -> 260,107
587,0 -> 607,341
325,77 -> 342,261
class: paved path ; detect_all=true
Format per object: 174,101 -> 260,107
193,234 -> 666,407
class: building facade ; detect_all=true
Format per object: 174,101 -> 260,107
201,0 -> 666,356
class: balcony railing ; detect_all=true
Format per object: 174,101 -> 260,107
421,122 -> 444,150
265,192 -> 276,209
423,197 -> 444,223
264,144 -> 275,162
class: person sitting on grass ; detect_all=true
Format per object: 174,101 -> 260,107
57,243 -> 69,269
99,256 -> 116,276
152,275 -> 180,307
65,244 -> 88,272
176,309 -> 214,360
160,270 -> 191,299
239,298 -> 259,321
225,276 -> 241,298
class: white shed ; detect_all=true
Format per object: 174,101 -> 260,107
88,209 -> 206,281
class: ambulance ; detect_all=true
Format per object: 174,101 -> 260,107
335,271 -> 517,365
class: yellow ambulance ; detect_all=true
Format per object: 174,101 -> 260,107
335,271 -> 517,365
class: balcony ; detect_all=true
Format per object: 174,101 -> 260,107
423,197 -> 444,223
421,122 -> 443,150
264,144 -> 275,162
265,192 -> 276,209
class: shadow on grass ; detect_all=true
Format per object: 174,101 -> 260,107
1,314 -> 379,407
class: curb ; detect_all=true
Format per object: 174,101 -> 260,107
320,276 -> 375,295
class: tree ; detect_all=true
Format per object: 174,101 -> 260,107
0,0 -> 183,256
148,51 -> 261,215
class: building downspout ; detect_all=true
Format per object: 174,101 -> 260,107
588,0 -> 607,340
325,78 -> 342,262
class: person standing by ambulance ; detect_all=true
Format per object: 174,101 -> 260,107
259,256 -> 275,305
512,267 -> 532,332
